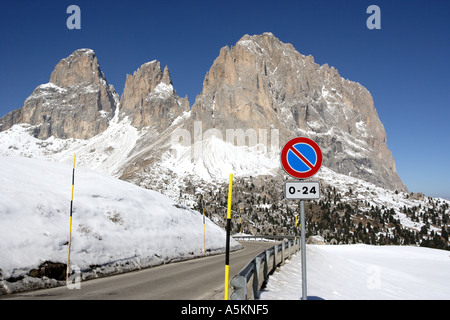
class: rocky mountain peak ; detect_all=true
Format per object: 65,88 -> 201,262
190,33 -> 406,192
0,48 -> 118,139
119,60 -> 188,130
49,48 -> 107,87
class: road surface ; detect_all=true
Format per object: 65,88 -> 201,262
2,241 -> 277,300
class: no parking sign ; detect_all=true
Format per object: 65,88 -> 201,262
281,137 -> 322,179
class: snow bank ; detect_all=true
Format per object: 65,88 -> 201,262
0,156 -> 238,293
259,244 -> 450,300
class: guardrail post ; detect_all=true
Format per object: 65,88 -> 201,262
230,275 -> 247,300
252,257 -> 262,300
274,245 -> 278,269
288,240 -> 291,258
264,250 -> 270,281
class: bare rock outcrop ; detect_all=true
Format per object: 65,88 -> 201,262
0,49 -> 118,139
120,61 -> 189,132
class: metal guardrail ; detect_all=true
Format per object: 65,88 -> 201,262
232,235 -> 296,241
230,238 -> 300,300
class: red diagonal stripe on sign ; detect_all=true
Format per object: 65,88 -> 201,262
288,145 -> 314,169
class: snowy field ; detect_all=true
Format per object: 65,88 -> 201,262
0,156 -> 239,294
259,244 -> 450,300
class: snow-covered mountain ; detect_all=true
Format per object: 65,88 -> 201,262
1,33 -> 405,192
188,32 -> 405,191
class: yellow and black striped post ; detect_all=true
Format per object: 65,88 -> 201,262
224,173 -> 233,300
203,192 -> 206,254
66,154 -> 76,283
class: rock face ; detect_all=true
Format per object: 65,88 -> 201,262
0,49 -> 118,139
120,61 -> 189,132
116,60 -> 191,181
190,33 -> 406,191
0,33 -> 406,192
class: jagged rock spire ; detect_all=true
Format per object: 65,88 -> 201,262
119,60 -> 188,130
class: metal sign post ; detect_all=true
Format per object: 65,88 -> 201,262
203,193 -> 206,254
281,137 -> 323,301
285,182 -> 315,300
300,200 -> 307,301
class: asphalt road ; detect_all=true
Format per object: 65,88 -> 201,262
2,241 -> 277,300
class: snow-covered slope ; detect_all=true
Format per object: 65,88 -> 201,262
1,118 -> 448,244
259,244 -> 450,300
161,134 -> 280,181
316,166 -> 449,236
0,109 -> 141,177
0,156 -> 239,294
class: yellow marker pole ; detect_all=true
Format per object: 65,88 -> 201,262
66,154 -> 76,283
203,193 -> 205,254
240,208 -> 242,239
295,214 -> 298,242
224,173 -> 233,300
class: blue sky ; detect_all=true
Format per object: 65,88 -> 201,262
1,0 -> 449,199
